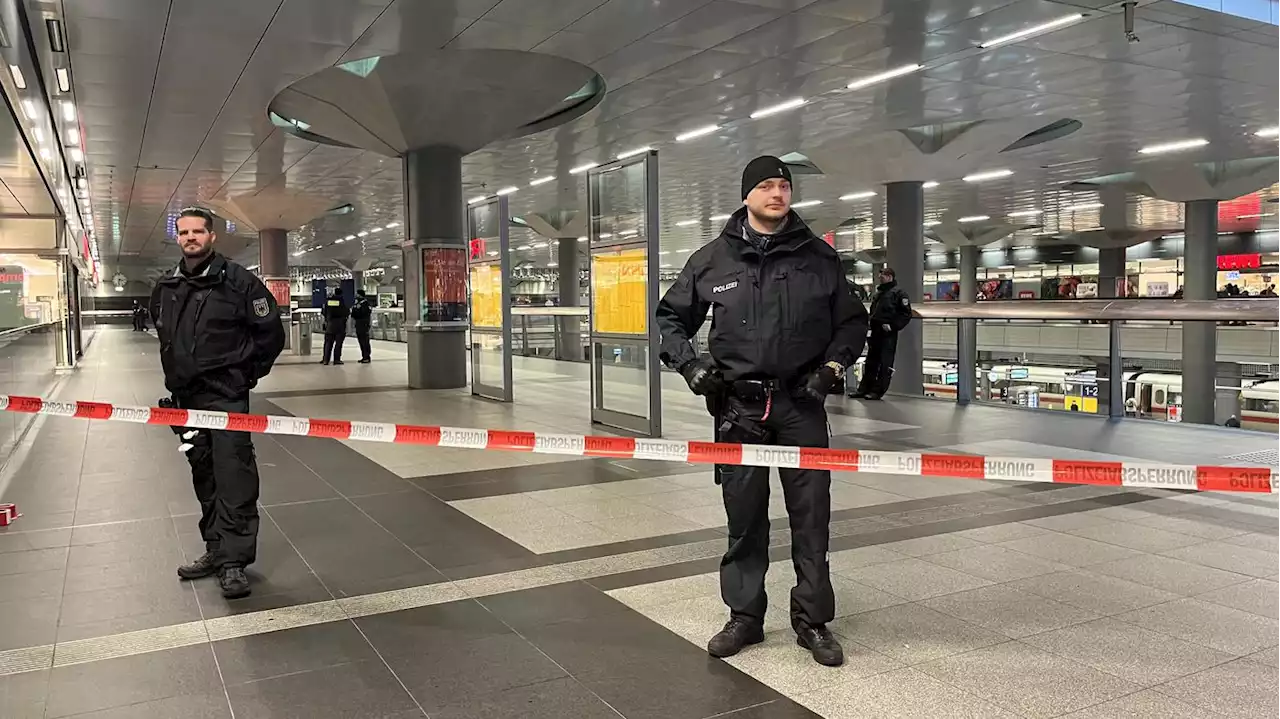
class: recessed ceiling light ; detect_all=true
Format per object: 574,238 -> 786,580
963,169 -> 1013,182
69,147 -> 83,162
1066,202 -> 1103,211
32,128 -> 43,143
873,226 -> 888,232
577,236 -> 587,242
529,175 -> 555,186
616,146 -> 650,160
922,180 -> 939,189
676,124 -> 719,142
598,233 -> 613,239
66,127 -> 79,145
344,234 -> 355,241
569,162 -> 597,174
1254,127 -> 1279,138
846,63 -> 921,90
20,99 -> 38,120
835,229 -> 857,236
791,199 -> 822,208
533,241 -> 548,248
357,231 -> 369,237
750,98 -> 805,119
385,222 -> 399,228
1008,209 -> 1042,217
55,67 -> 70,92
516,244 -> 531,250
709,213 -> 732,221
334,238 -> 345,244
675,219 -> 698,226
923,220 -> 941,227
495,186 -> 518,195
840,191 -> 876,200
958,215 -> 990,223
8,65 -> 24,89
467,195 -> 487,204
1138,138 -> 1208,154
61,101 -> 75,122
979,13 -> 1084,48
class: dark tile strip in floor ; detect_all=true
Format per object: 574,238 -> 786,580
254,384 -> 417,399
589,490 -> 1166,592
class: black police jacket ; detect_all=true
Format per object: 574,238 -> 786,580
150,253 -> 286,399
656,207 -> 869,384
322,298 -> 350,335
350,298 -> 373,330
868,280 -> 912,333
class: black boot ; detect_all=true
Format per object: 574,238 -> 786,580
176,551 -> 220,580
796,624 -> 844,666
707,617 -> 764,658
219,565 -> 252,599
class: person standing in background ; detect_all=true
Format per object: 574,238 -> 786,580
351,289 -> 373,364
321,287 -> 350,365
851,267 -> 913,400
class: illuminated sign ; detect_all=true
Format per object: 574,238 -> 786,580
1218,253 -> 1261,270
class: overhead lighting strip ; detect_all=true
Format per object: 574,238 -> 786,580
979,14 -> 1084,48
1138,138 -> 1208,154
750,98 -> 805,119
846,64 -> 920,90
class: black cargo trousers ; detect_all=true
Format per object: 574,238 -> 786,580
857,329 -> 898,395
175,391 -> 261,568
714,390 -> 834,631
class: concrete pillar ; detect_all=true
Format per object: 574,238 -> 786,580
402,146 -> 467,389
1181,199 -> 1218,425
554,237 -> 581,360
885,181 -> 924,395
350,270 -> 364,295
1097,247 -> 1125,299
958,245 -> 978,304
956,245 -> 978,403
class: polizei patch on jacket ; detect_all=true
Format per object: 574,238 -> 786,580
712,281 -> 739,294
252,297 -> 271,317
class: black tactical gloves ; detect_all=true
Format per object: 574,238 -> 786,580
680,357 -> 725,397
800,362 -> 844,402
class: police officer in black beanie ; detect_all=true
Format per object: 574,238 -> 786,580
656,155 -> 868,666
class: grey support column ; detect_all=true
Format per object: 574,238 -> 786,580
403,145 -> 467,389
1096,247 -> 1126,417
555,238 -> 581,361
885,181 -> 924,395
258,227 -> 291,347
1181,199 -> 1218,425
350,270 -> 364,294
1097,248 -> 1125,299
956,245 -> 978,403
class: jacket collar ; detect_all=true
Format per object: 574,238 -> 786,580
160,252 -> 227,287
721,206 -> 817,258
877,279 -> 897,292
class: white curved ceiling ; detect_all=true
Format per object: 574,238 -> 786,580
53,0 -> 1278,283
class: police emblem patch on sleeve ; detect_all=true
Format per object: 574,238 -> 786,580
901,297 -> 910,307
253,297 -> 271,318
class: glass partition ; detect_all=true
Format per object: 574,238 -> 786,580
587,151 -> 661,436
467,196 -> 512,401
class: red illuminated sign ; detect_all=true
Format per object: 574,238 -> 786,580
822,231 -> 835,247
1217,253 -> 1261,270
469,237 -> 486,260
1018,290 -> 1035,299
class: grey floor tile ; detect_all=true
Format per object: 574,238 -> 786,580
828,545 -> 908,573
0,567 -> 64,602
1221,531 -> 1280,554
386,632 -> 567,712
355,600 -> 512,657
724,629 -> 902,696
794,667 -> 1020,719
1063,521 -> 1208,553
1059,689 -> 1225,718
1022,512 -> 1115,532
1160,541 -> 1280,579
1154,658 -> 1280,719
831,602 -> 1007,665
921,585 -> 1100,639
1005,568 -> 1183,616
213,621 -> 381,686
1116,598 -> 1280,656
924,544 -> 1070,583
0,528 -> 72,554
1132,513 -> 1252,541
0,595 -> 60,650
916,641 -> 1142,719
848,557 -> 991,601
1245,644 -> 1278,667
1194,578 -> 1279,619
0,546 -> 69,576
60,693 -> 233,718
428,677 -> 619,719
42,644 -> 224,718
949,522 -> 1050,544
877,533 -> 986,557
226,659 -> 421,719
1090,554 -> 1254,596
1023,617 -> 1234,686
714,698 -> 821,718
997,533 -> 1143,568
0,668 -> 49,719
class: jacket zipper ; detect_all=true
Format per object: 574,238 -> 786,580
190,291 -> 211,359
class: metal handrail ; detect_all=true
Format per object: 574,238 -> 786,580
0,321 -> 55,339
915,299 -> 1278,322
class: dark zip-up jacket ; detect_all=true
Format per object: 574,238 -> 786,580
656,207 -> 868,384
322,297 -> 350,335
150,253 -> 286,398
350,297 -> 373,331
869,279 -> 912,334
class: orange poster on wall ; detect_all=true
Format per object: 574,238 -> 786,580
422,247 -> 468,322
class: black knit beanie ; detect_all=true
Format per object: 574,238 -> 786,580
741,155 -> 792,200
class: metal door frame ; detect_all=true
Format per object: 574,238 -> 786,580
468,195 -> 513,401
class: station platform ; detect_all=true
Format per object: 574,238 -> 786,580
0,328 -> 1275,718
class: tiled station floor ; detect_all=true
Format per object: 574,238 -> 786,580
0,328 -> 1275,718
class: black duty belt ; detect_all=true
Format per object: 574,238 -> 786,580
729,379 -> 786,421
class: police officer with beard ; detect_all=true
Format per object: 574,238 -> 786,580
656,156 -> 867,666
851,267 -> 912,400
150,207 -> 285,599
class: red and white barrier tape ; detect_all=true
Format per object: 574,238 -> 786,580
0,394 -> 1274,494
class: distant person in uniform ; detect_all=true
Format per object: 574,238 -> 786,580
657,155 -> 867,667
131,300 -> 147,331
320,288 -> 350,365
151,207 -> 285,599
851,267 -> 913,400
351,290 -> 373,364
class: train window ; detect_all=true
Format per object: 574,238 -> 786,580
1244,398 -> 1280,413
1154,389 -> 1165,405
